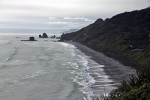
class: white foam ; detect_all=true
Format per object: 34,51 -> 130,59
24,70 -> 46,79
89,68 -> 104,72
68,44 -> 115,99
59,42 -> 76,48
71,49 -> 76,56
59,42 -> 69,47
89,65 -> 104,68
73,53 -> 96,100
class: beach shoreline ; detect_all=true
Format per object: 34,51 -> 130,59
68,41 -> 136,84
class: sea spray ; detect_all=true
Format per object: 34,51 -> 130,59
68,47 -> 96,100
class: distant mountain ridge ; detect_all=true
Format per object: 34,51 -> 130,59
61,7 -> 150,68
62,29 -> 79,34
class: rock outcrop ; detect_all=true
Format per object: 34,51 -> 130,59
39,35 -> 42,38
21,37 -> 37,41
29,37 -> 36,41
50,35 -> 56,38
43,33 -> 48,38
39,33 -> 48,38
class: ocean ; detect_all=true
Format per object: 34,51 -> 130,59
0,35 -> 134,100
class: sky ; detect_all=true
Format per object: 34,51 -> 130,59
0,0 -> 150,34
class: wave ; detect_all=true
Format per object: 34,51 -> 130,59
65,44 -> 117,100
5,47 -> 18,62
67,48 -> 96,100
23,70 -> 46,79
59,42 -> 76,49
0,40 -> 11,46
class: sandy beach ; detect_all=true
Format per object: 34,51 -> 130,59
70,42 -> 136,85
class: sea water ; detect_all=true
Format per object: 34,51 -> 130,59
0,35 -> 122,100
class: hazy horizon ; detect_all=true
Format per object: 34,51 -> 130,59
0,0 -> 150,34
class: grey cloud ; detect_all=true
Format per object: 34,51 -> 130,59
64,17 -> 94,22
0,0 -> 150,34
0,17 -> 94,33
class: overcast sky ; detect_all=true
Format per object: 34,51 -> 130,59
0,0 -> 150,34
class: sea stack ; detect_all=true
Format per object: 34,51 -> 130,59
39,33 -> 48,38
29,37 -> 35,41
42,33 -> 48,38
39,35 -> 42,38
21,37 -> 37,41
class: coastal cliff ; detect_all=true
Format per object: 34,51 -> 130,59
61,7 -> 150,69
61,7 -> 150,99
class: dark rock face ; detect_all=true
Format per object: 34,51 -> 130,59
29,37 -> 35,41
39,35 -> 42,38
21,37 -> 37,41
60,33 -> 74,41
42,33 -> 48,38
50,35 -> 56,38
39,33 -> 48,38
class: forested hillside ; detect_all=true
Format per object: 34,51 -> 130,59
61,7 -> 150,69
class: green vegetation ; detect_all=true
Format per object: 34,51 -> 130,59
105,67 -> 150,100
61,7 -> 150,99
90,67 -> 150,100
61,7 -> 150,69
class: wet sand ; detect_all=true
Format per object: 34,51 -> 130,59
70,42 -> 136,88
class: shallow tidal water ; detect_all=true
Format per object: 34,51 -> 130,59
0,35 -> 134,100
